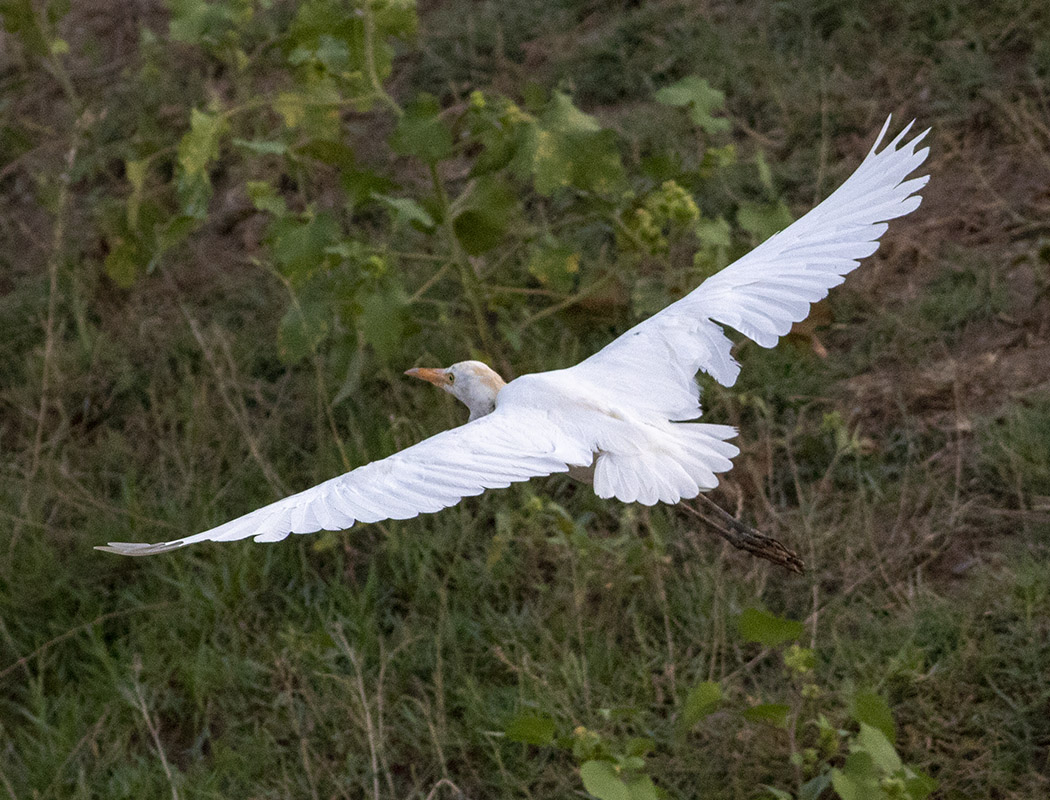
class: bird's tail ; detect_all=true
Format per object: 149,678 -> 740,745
592,423 -> 739,506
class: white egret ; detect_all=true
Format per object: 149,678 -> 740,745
97,119 -> 929,558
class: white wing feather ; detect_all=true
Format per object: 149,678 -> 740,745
96,407 -> 586,556
569,117 -> 930,420
98,119 -> 930,554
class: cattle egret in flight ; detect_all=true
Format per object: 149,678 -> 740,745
97,119 -> 929,557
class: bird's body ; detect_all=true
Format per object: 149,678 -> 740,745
98,119 -> 930,556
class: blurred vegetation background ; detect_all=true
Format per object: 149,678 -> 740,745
2,0 -> 1049,797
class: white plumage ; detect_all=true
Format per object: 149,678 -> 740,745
97,118 -> 930,556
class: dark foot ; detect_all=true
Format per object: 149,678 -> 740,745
684,495 -> 805,575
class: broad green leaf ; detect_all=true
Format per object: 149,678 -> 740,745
830,752 -> 880,800
655,76 -> 731,135
452,175 -> 517,255
504,713 -> 556,746
169,0 -> 237,45
267,213 -> 340,282
855,723 -> 902,775
695,216 -> 731,249
737,607 -> 804,646
278,296 -> 330,364
527,243 -> 579,293
904,768 -> 937,800
625,775 -> 658,800
741,703 -> 790,729
391,93 -> 453,163
246,181 -> 287,216
1,0 -> 53,57
342,167 -> 395,209
679,681 -> 722,730
580,760 -> 630,800
529,91 -> 625,196
104,238 -> 140,288
373,194 -> 435,230
274,91 -> 308,128
359,287 -> 406,362
273,79 -> 341,139
177,108 -> 227,177
800,773 -> 833,800
737,200 -> 793,244
154,214 -> 198,254
624,737 -> 654,758
176,171 -> 212,218
851,691 -> 896,744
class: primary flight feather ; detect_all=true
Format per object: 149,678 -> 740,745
97,118 -> 930,556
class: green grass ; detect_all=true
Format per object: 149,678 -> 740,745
3,0 -> 1050,798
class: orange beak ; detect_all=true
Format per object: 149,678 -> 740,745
404,367 -> 451,388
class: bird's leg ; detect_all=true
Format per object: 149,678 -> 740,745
683,495 -> 804,574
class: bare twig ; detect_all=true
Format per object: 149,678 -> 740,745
332,629 -> 383,800
125,656 -> 180,800
684,495 -> 805,574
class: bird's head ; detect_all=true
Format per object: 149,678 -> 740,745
405,360 -> 506,421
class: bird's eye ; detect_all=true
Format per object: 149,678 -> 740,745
447,373 -> 455,384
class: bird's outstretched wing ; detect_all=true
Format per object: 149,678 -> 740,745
568,118 -> 930,420
96,408 -> 590,555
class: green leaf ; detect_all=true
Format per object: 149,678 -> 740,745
267,213 -> 341,282
373,194 -> 435,230
529,91 -> 625,196
855,723 -> 902,775
527,242 -> 579,293
1,0 -> 52,57
169,0 -> 237,45
737,200 -> 793,244
154,214 -> 198,254
904,768 -> 937,800
232,138 -> 288,156
800,773 -> 833,800
504,713 -> 556,746
679,681 -> 722,730
391,93 -> 453,163
742,703 -> 791,728
830,752 -> 880,800
452,175 -> 517,255
278,296 -> 330,364
342,167 -> 395,209
624,737 -> 654,758
177,108 -> 227,177
358,287 -> 406,362
104,237 -> 140,288
851,692 -> 896,745
246,181 -> 287,216
737,607 -> 805,647
625,775 -> 658,800
273,80 -> 341,139
655,76 -> 731,135
580,760 -> 630,800
695,216 -> 731,249
759,786 -> 793,800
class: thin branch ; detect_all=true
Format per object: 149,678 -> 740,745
125,657 -> 180,800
